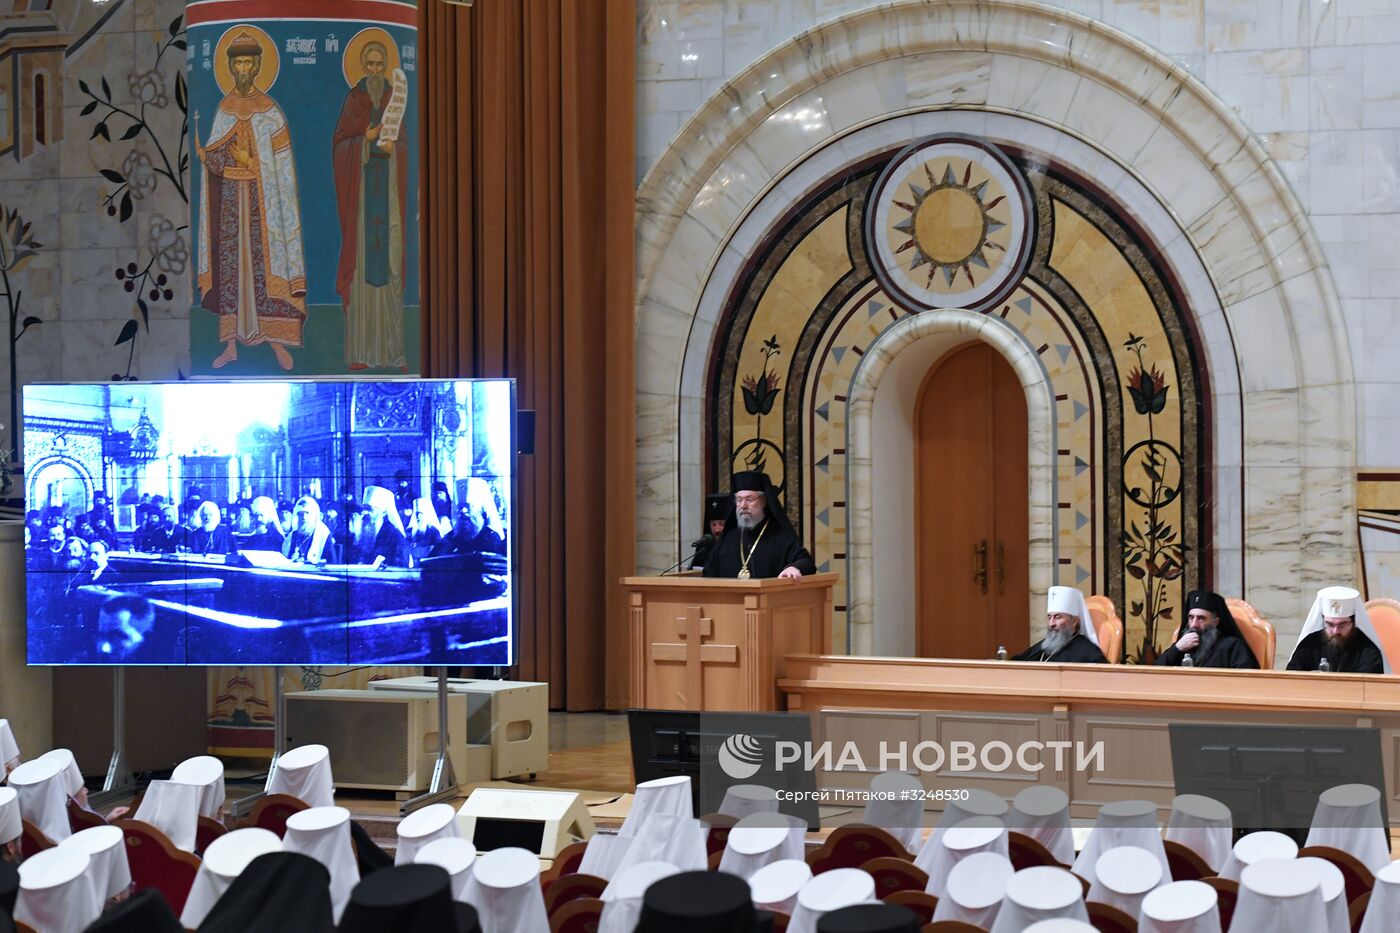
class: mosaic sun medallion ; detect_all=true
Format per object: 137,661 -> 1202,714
867,136 -> 1034,311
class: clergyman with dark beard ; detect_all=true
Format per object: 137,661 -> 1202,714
1287,585 -> 1388,674
1154,589 -> 1259,669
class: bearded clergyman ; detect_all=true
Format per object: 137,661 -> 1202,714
1286,586 -> 1389,674
1011,586 -> 1108,663
701,471 -> 815,580
1154,590 -> 1260,669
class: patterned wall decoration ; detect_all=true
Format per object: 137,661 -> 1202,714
185,0 -> 419,376
708,137 -> 1208,662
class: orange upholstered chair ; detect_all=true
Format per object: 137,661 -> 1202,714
114,819 -> 201,917
1087,598 -> 1124,664
1364,599 -> 1400,671
1227,598 -> 1275,669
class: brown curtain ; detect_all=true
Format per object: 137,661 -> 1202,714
420,0 -> 635,710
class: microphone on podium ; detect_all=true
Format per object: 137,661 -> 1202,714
658,534 -> 716,575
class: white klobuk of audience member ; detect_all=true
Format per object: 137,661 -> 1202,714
787,867 -> 876,933
395,802 -> 459,865
1071,799 -> 1168,886
1306,783 -> 1392,872
577,831 -> 631,880
990,865 -> 1090,933
921,817 -> 1009,898
462,846 -> 549,933
1360,860 -> 1400,933
1296,856 -> 1349,933
1291,586 -> 1393,673
914,788 -> 1009,872
414,837 -> 477,902
266,743 -> 335,808
0,718 -> 20,771
133,780 -> 202,852
14,846 -> 103,933
1217,830 -> 1298,881
1164,794 -> 1233,873
1231,857 -> 1329,932
37,749 -> 84,800
1011,785 -> 1075,865
932,851 -> 1014,928
60,824 -> 131,902
8,755 -> 72,842
718,783 -> 780,820
581,774 -> 693,879
1086,845 -> 1164,916
1138,880 -> 1221,933
171,755 -> 227,822
283,806 -> 360,922
862,771 -> 925,853
597,860 -> 680,933
0,786 -> 20,849
749,858 -> 811,914
719,811 -> 805,879
1021,920 -> 1098,932
613,813 -> 708,875
179,827 -> 283,928
620,775 -> 692,836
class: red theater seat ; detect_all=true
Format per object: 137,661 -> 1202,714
247,793 -> 308,837
114,818 -> 201,917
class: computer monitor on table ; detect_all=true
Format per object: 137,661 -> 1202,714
627,709 -> 821,830
1169,723 -> 1388,843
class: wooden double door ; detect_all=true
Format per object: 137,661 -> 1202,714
915,343 -> 1029,658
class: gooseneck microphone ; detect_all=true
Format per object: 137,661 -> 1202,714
658,534 -> 716,575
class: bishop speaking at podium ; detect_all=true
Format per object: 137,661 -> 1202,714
702,471 -> 816,580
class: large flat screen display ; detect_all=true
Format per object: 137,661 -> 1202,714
22,379 -> 515,666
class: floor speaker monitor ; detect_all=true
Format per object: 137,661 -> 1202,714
284,689 -> 469,791
455,786 -> 594,859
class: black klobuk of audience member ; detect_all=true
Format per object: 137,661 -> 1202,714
82,889 -> 184,933
197,851 -> 334,933
348,818 -> 394,875
0,861 -> 14,933
817,902 -> 922,933
338,863 -> 475,933
635,871 -> 760,933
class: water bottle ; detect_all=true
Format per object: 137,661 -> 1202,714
1319,657 -> 1330,672
996,645 -> 1008,661
1181,653 -> 1193,668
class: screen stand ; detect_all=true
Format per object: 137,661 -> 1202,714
401,668 -> 457,815
89,667 -> 136,808
229,666 -> 286,819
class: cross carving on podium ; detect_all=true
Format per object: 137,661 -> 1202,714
649,605 -> 738,708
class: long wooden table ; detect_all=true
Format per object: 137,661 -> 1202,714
778,656 -> 1400,825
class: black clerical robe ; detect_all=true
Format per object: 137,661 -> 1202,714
1155,636 -> 1259,669
1286,630 -> 1384,673
702,519 -> 815,578
1012,633 -> 1107,663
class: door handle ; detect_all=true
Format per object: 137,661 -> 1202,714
973,540 -> 988,595
996,541 -> 1005,594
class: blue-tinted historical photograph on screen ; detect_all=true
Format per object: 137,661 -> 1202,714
22,380 -> 514,666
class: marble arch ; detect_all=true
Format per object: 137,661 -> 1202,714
634,0 -> 1356,657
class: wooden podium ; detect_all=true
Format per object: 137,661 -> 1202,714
624,573 -> 835,711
